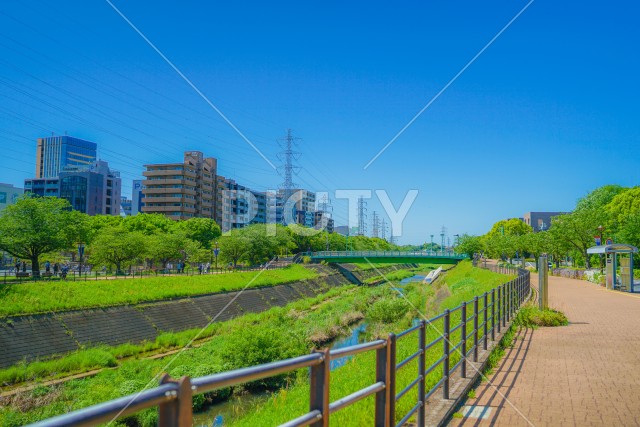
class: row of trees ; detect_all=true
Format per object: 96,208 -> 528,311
455,185 -> 640,268
0,196 -> 404,277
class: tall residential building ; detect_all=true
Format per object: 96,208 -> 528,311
35,135 -> 97,178
58,160 -> 121,215
131,180 -> 145,215
141,151 -> 216,221
0,183 -> 23,212
215,176 -> 255,232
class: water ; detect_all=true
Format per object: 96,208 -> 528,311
192,322 -> 369,426
399,274 -> 426,285
329,322 -> 368,370
193,275 -> 428,425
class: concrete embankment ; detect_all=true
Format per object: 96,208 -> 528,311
0,264 -> 415,369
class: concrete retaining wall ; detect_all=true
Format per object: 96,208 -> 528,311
0,270 -> 351,369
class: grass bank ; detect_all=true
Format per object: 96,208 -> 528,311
0,265 -> 317,318
0,262 -> 510,426
0,265 -> 431,426
224,261 -> 513,426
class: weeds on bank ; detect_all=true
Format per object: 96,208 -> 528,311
515,305 -> 569,328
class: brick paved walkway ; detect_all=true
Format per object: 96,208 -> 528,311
450,273 -> 640,426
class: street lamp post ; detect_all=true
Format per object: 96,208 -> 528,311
213,241 -> 220,272
597,225 -> 605,272
77,243 -> 85,277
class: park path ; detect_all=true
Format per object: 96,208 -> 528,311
450,273 -> 640,426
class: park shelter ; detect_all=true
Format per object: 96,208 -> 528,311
586,244 -> 637,293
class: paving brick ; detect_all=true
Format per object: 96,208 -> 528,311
450,274 -> 640,426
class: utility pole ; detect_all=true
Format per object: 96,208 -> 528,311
277,129 -> 301,225
371,211 -> 380,238
381,218 -> 388,241
357,196 -> 367,236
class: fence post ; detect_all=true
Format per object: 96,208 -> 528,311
507,281 -> 512,321
417,321 -> 426,427
310,348 -> 330,427
443,309 -> 450,399
491,289 -> 495,341
461,302 -> 467,378
375,336 -> 392,427
389,333 -> 397,426
496,287 -> 501,334
158,375 -> 193,427
473,297 -> 479,362
483,293 -> 488,350
502,284 -> 507,328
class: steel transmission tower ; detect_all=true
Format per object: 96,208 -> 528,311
357,196 -> 367,236
371,211 -> 380,238
440,225 -> 447,255
381,218 -> 388,241
277,129 -> 301,224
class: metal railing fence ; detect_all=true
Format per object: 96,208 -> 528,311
30,267 -> 529,427
308,250 -> 466,259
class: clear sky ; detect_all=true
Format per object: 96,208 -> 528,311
0,0 -> 638,244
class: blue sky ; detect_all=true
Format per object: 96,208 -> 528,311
0,0 -> 638,244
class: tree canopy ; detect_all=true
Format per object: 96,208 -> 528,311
0,196 -> 80,276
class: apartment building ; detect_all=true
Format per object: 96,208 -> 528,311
141,151 -> 216,221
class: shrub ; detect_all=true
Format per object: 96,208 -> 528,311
515,306 -> 568,328
218,327 -> 306,389
366,298 -> 410,324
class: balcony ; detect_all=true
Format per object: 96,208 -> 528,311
143,187 -> 197,196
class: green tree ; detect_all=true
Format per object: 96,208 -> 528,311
605,187 -> 640,231
219,230 -> 250,267
575,184 -> 627,213
175,217 -> 221,249
146,232 -> 189,268
89,227 -> 147,274
0,196 -> 80,277
454,234 -> 483,259
487,218 -> 532,238
122,213 -> 176,235
549,213 -> 597,268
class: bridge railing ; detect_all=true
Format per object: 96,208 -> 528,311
29,268 -> 528,427
308,250 -> 466,258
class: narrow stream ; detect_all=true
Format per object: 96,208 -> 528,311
193,273 -> 429,426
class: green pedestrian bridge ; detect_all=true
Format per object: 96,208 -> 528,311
304,250 -> 468,264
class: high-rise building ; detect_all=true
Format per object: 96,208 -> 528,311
35,135 -> 97,179
215,176 -> 255,232
58,160 -> 121,215
142,151 -> 216,221
0,183 -> 23,213
131,180 -> 145,215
